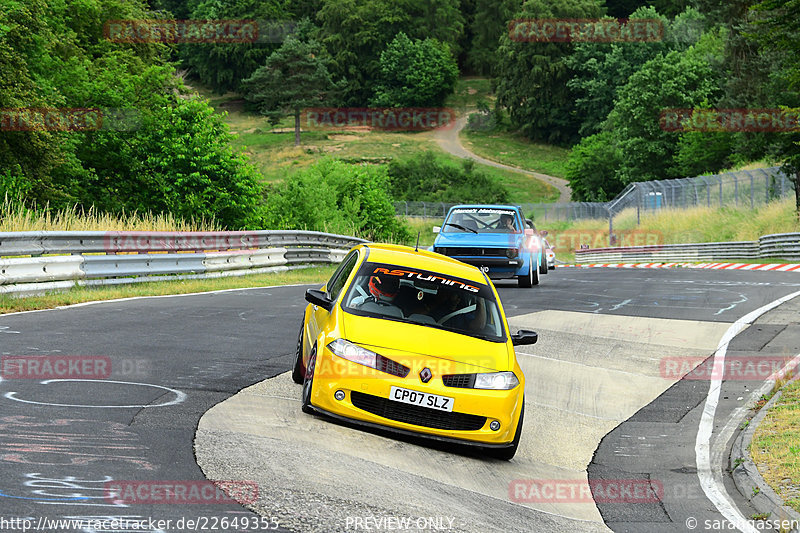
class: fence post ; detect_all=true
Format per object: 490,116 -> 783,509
733,173 -> 738,205
637,187 -> 641,225
718,175 -> 723,206
744,170 -> 754,209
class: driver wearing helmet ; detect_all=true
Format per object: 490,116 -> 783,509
367,274 -> 399,303
350,273 -> 402,311
497,213 -> 516,231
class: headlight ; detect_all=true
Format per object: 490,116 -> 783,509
327,339 -> 377,369
474,371 -> 519,390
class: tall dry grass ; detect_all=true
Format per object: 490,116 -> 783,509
0,196 -> 220,232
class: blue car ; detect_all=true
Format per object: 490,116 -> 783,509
431,205 -> 545,288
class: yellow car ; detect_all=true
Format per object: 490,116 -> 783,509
291,243 -> 537,460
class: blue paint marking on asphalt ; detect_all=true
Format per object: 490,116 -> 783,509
0,489 -> 90,501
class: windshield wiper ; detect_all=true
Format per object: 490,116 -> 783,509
445,222 -> 477,234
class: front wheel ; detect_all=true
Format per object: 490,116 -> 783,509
488,399 -> 524,461
539,252 -> 548,275
518,259 -> 533,288
291,320 -> 305,384
300,346 -> 317,414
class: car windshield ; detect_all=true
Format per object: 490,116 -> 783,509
442,207 -> 520,234
342,262 -> 506,342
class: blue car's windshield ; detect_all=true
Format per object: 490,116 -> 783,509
442,207 -> 521,234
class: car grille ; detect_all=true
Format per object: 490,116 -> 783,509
376,355 -> 410,377
442,374 -> 476,388
350,391 -> 486,431
436,247 -> 516,258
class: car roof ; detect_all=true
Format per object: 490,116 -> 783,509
447,204 -> 521,211
360,243 -> 487,285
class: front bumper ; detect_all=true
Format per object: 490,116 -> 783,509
308,347 -> 524,446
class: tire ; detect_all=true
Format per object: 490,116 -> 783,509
488,399 -> 524,461
291,320 -> 305,384
517,258 -> 533,288
539,252 -> 548,275
531,256 -> 540,286
300,346 -> 317,414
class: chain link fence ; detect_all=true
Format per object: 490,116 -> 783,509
394,166 -> 794,222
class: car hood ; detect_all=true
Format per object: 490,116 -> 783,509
340,312 -> 509,372
434,232 -> 521,248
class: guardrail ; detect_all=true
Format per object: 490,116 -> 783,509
574,233 -> 800,263
0,230 -> 364,296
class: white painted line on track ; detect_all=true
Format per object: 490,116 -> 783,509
0,283 -> 313,318
696,289 -> 800,533
3,379 -> 187,408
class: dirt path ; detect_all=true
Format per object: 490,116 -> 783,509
433,115 -> 572,202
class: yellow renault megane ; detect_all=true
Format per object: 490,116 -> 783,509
292,243 -> 536,460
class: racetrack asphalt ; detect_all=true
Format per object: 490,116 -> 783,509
1,269 -> 799,532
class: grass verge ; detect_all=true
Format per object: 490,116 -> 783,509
1,197 -> 219,232
0,266 -> 336,315
750,377 -> 800,513
461,126 -> 571,178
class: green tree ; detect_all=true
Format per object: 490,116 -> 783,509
494,0 -> 605,145
466,0 -> 521,75
749,0 -> 800,218
371,33 -> 459,108
565,131 -> 624,201
242,35 -> 341,146
317,0 -> 464,105
566,7 -> 705,137
609,30 -> 725,184
179,0 -> 288,93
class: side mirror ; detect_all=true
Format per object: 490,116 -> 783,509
432,226 -> 441,234
540,230 -> 548,237
524,228 -> 534,236
511,329 -> 538,346
305,289 -> 334,312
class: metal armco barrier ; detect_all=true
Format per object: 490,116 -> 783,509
0,230 -> 366,296
575,233 -> 800,263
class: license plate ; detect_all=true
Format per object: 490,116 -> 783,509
389,386 -> 454,412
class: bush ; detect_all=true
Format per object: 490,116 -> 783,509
264,159 -> 412,242
566,131 -> 624,201
387,152 -> 510,203
370,33 -> 459,108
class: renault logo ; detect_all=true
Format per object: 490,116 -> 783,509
419,367 -> 432,383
